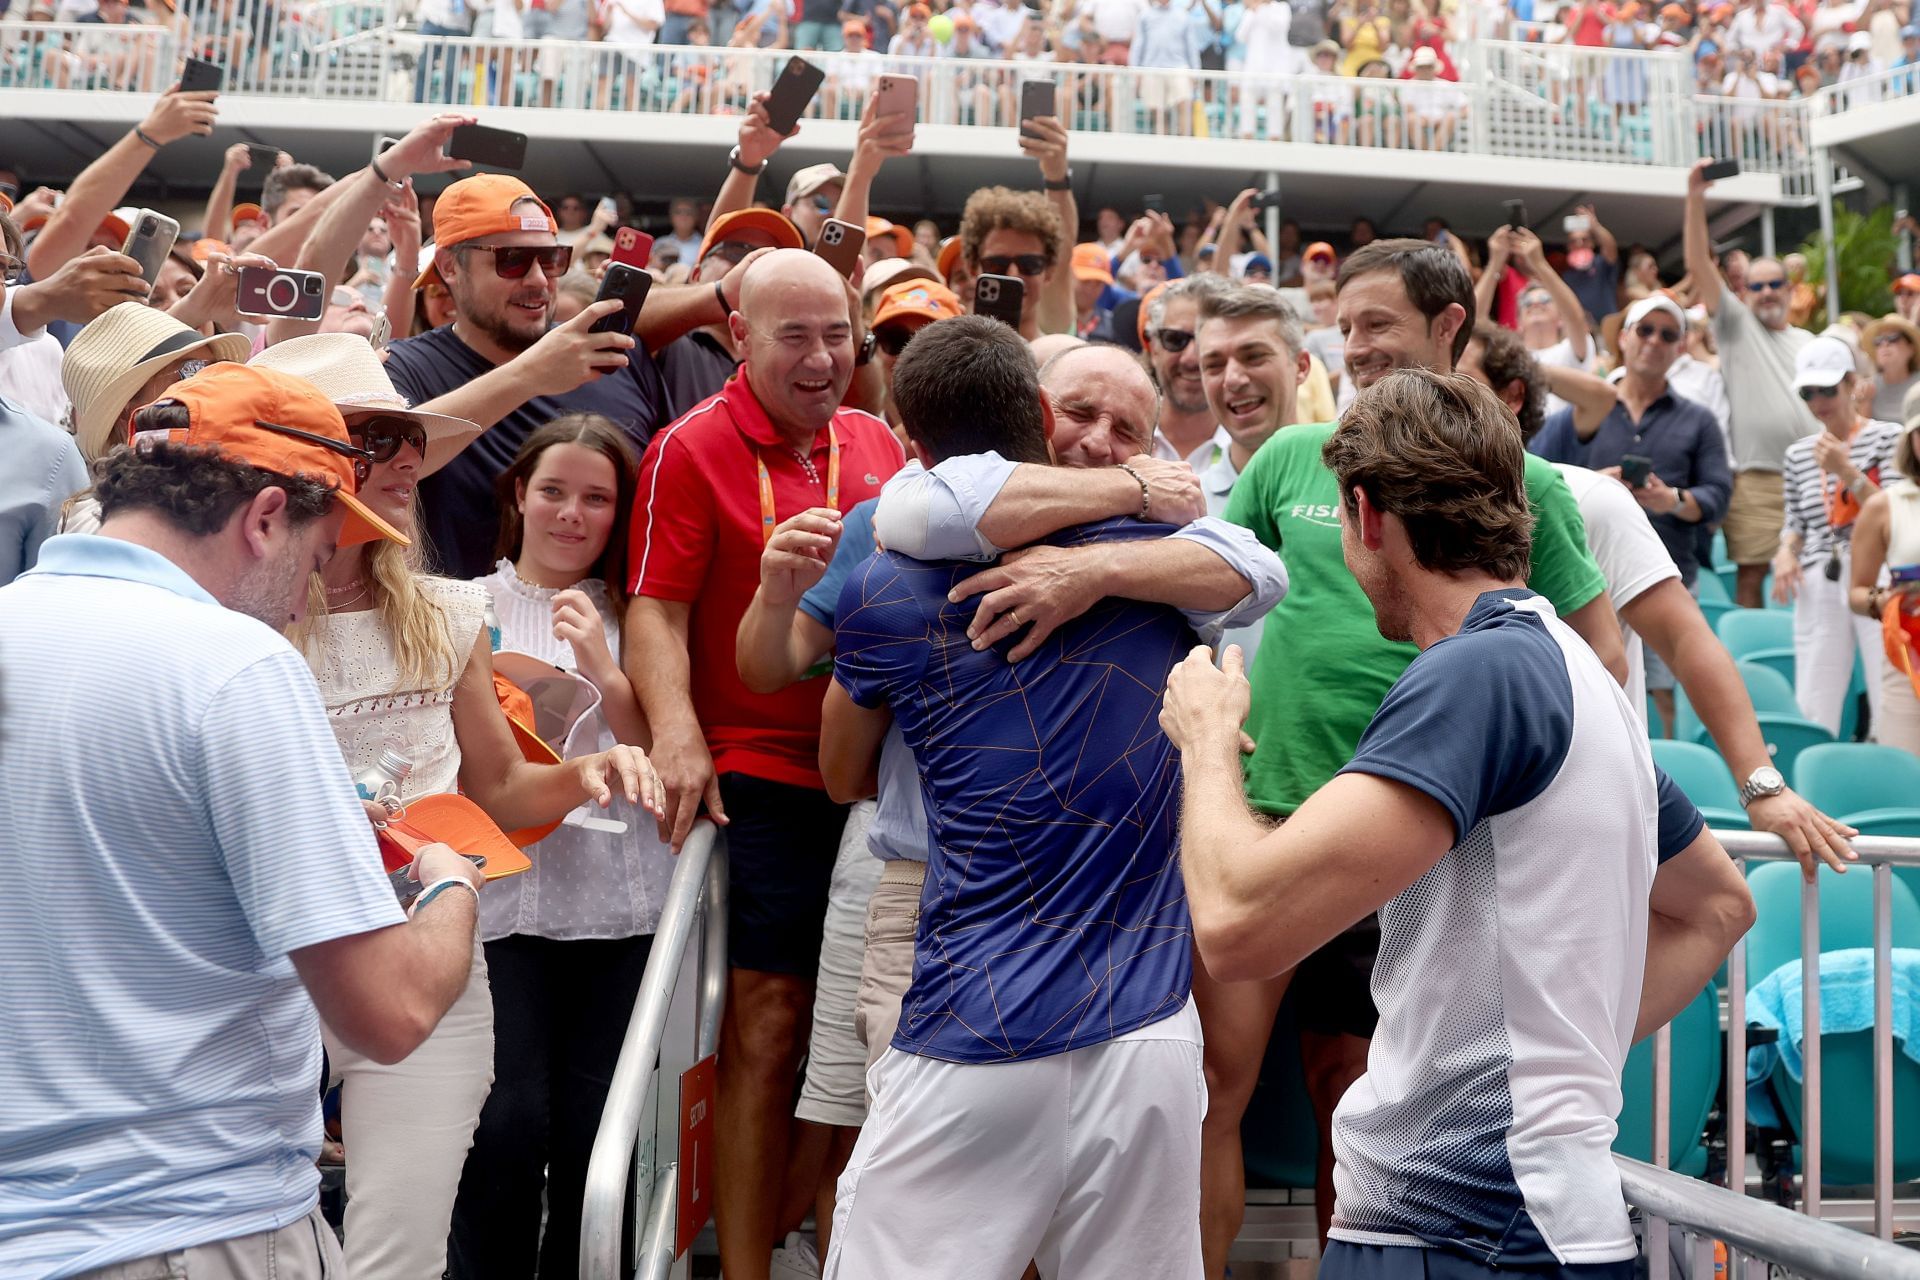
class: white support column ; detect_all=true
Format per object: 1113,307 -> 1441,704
1760,208 -> 1776,260
1815,148 -> 1841,323
1264,171 -> 1281,260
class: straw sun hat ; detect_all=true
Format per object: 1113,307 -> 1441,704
249,333 -> 482,475
61,302 -> 252,462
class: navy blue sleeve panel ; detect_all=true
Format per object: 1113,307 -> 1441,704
1654,766 -> 1707,864
1337,609 -> 1575,844
833,550 -> 936,710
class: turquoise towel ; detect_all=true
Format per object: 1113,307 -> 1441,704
1743,948 -> 1920,1129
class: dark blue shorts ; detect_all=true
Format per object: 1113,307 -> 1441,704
1320,1243 -> 1636,1280
717,772 -> 849,976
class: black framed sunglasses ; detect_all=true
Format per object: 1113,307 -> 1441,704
704,238 -> 760,266
1151,327 -> 1196,353
255,418 -> 378,485
350,414 -> 428,464
460,244 -> 572,279
875,325 -> 917,358
1797,384 -> 1842,401
1632,322 -> 1682,344
980,253 -> 1049,278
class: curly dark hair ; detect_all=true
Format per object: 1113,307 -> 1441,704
1322,368 -> 1534,582
959,186 -> 1064,271
94,404 -> 337,536
1469,321 -> 1546,443
261,163 -> 336,218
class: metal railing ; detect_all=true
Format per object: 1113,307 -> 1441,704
580,820 -> 726,1280
1619,1156 -> 1920,1280
1634,829 -> 1920,1277
0,18 -> 173,93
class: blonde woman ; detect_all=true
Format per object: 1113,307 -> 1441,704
263,337 -> 664,1280
1849,416 -> 1920,754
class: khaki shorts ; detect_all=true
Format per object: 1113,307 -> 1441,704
1723,469 -> 1786,565
70,1208 -> 342,1279
854,859 -> 925,1080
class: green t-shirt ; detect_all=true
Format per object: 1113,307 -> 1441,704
1223,422 -> 1610,816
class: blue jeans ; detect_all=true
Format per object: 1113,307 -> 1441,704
414,19 -> 465,102
660,10 -> 699,43
793,18 -> 844,49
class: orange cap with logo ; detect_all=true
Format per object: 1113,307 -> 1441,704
873,278 -> 964,331
697,207 -> 805,264
1071,243 -> 1115,284
431,173 -> 555,251
136,363 -> 410,548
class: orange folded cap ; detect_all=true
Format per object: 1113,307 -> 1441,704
138,363 -> 408,549
493,670 -> 566,846
377,792 -> 532,880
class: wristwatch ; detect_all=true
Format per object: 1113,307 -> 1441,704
1672,487 -> 1688,516
728,145 -> 765,176
1738,765 -> 1786,807
1043,169 -> 1073,192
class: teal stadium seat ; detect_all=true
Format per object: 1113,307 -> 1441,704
1615,982 -> 1721,1175
1241,993 -> 1319,1191
1717,609 -> 1794,660
1650,740 -> 1749,831
1694,570 -> 1736,636
1673,664 -> 1834,776
1793,743 -> 1920,897
1745,862 -> 1920,1186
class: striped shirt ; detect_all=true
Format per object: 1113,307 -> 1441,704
1780,419 -> 1903,565
0,535 -> 404,1280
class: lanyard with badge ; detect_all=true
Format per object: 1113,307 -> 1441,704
757,424 -> 841,544
758,425 -> 842,679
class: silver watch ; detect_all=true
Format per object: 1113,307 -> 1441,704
1738,765 -> 1786,807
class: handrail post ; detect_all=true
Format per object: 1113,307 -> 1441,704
1725,856 -> 1746,1197
1798,869 -> 1821,1216
1872,861 -> 1893,1239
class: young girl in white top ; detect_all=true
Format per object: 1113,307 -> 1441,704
286,350 -> 660,1280
449,413 -> 677,1274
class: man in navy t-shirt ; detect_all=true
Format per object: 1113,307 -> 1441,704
821,316 -> 1282,1280
1163,369 -> 1751,1279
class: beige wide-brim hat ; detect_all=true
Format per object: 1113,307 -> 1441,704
62,302 -> 253,461
249,334 -> 483,476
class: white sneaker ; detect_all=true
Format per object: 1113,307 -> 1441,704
768,1231 -> 821,1280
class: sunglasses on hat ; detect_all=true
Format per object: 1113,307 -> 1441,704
1151,327 -> 1196,353
980,253 -> 1049,278
350,414 -> 428,465
461,244 -> 572,280
255,417 -> 380,485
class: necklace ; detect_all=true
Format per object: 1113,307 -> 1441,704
325,579 -> 366,597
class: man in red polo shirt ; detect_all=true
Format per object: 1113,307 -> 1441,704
625,248 -> 905,1280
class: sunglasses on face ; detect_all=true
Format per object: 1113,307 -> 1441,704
461,244 -> 572,280
1875,334 -> 1909,346
1798,384 -> 1842,401
875,325 -> 918,357
980,254 -> 1049,277
350,414 -> 428,464
1746,278 -> 1787,293
1151,327 -> 1196,353
704,239 -> 760,266
1633,322 -> 1682,343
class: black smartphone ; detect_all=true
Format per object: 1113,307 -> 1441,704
589,263 -> 652,336
246,144 -> 280,168
765,57 -> 827,136
1503,199 -> 1527,229
1018,79 -> 1056,138
121,210 -> 180,285
178,57 -> 223,93
1253,189 -> 1284,210
1619,453 -> 1654,489
1701,157 -> 1741,183
446,123 -> 528,170
974,273 -> 1025,328
1142,193 -> 1166,214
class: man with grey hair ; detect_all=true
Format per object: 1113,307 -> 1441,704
1144,272 -> 1234,465
1686,158 -> 1816,606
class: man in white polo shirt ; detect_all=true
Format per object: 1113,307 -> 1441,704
0,364 -> 483,1280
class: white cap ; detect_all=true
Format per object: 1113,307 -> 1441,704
1847,28 -> 1873,51
1793,335 -> 1856,389
1623,293 -> 1686,331
1411,45 -> 1440,68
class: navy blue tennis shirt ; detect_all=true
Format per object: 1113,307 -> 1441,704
833,517 -> 1197,1065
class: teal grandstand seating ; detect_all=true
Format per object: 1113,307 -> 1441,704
1615,982 -> 1721,1176
1650,740 -> 1749,831
1241,993 -> 1320,1190
1717,609 -> 1794,660
1793,743 -> 1920,895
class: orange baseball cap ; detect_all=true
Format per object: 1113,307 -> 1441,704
431,173 -> 555,251
841,16 -> 868,35
21,209 -> 131,244
873,278 -> 964,331
137,363 -> 409,549
492,669 -> 567,846
376,791 -> 532,879
1897,274 -> 1920,295
866,216 -> 912,259
1138,281 -> 1170,346
1071,242 -> 1115,284
937,235 -> 964,283
1304,241 -> 1336,264
189,237 -> 231,263
697,207 -> 805,264
231,201 -> 267,227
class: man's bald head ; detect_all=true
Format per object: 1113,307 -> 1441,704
729,248 -> 857,439
1041,344 -> 1160,467
1029,332 -> 1088,367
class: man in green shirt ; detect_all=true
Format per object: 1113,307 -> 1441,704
1200,239 -> 1626,1268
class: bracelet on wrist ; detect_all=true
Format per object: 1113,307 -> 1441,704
1115,462 -> 1152,520
408,875 -> 479,919
133,126 -> 162,150
728,145 -> 765,176
713,281 -> 730,319
369,155 -> 403,188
